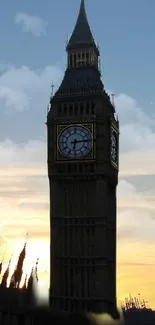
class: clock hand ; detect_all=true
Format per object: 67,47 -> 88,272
74,139 -> 91,143
72,139 -> 77,149
71,138 -> 91,149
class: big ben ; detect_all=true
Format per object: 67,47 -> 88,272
47,0 -> 119,318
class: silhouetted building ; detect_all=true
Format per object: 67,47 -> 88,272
10,242 -> 26,289
0,242 -> 39,324
47,0 -> 119,318
124,308 -> 155,325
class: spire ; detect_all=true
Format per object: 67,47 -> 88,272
27,267 -> 34,291
27,267 -> 38,305
9,273 -> 16,288
22,274 -> 28,290
35,258 -> 39,282
0,262 -> 2,275
16,241 -> 26,271
10,237 -> 27,288
1,259 -> 11,287
66,0 -> 98,52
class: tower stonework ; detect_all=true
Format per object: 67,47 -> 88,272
47,0 -> 119,318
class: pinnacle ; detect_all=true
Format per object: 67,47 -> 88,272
66,0 -> 97,51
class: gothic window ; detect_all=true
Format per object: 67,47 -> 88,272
74,54 -> 76,67
64,105 -> 67,115
75,104 -> 78,115
91,102 -> 95,114
81,271 -> 85,297
67,165 -> 72,173
82,300 -> 85,310
60,299 -> 63,311
89,164 -> 94,172
58,105 -> 62,116
70,55 -> 73,67
70,267 -> 73,296
70,301 -> 74,312
82,52 -> 85,66
86,52 -> 89,63
65,266 -> 68,296
80,103 -> 84,115
86,102 -> 89,114
87,268 -> 90,296
79,164 -> 83,173
64,299 -> 68,311
69,104 -> 73,115
77,53 -> 81,66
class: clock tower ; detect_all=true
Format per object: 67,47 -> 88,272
47,0 -> 119,318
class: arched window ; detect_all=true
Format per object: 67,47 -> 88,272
86,102 -> 89,114
75,104 -> 78,115
70,55 -> 73,67
91,102 -> 95,114
69,104 -> 73,115
64,105 -> 67,116
58,105 -> 62,116
80,103 -> 84,115
74,54 -> 76,67
86,52 -> 89,63
82,52 -> 85,66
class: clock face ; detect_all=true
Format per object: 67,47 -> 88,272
58,125 -> 93,159
111,128 -> 118,165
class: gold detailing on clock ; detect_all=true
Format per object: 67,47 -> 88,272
55,122 -> 96,162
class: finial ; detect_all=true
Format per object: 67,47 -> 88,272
66,33 -> 69,46
35,258 -> 39,282
80,0 -> 86,10
25,232 -> 28,244
51,83 -> 55,97
36,257 -> 39,265
111,93 -> 115,106
47,104 -> 50,115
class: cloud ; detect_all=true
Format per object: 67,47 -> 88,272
18,202 -> 49,211
0,65 -> 62,114
0,87 -> 29,112
14,12 -> 47,37
0,61 -> 12,72
117,178 -> 155,242
0,139 -> 48,236
114,93 -> 155,154
0,64 -> 63,143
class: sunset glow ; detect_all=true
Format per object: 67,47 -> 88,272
0,0 -> 155,310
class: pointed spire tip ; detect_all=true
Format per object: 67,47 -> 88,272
66,0 -> 97,51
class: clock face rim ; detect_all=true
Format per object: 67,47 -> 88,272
111,127 -> 118,166
57,124 -> 93,160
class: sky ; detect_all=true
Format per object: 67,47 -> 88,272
0,0 -> 155,308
